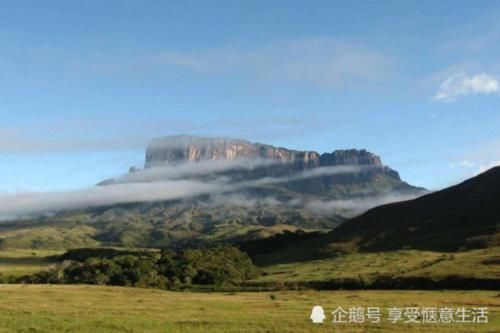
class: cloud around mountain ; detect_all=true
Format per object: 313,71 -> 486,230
0,160 -> 420,220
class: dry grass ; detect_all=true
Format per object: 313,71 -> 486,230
0,285 -> 497,332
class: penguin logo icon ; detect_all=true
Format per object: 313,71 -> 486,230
310,305 -> 326,324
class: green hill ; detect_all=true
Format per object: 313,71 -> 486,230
325,166 -> 500,252
264,166 -> 500,260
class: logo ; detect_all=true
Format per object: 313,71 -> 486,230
310,305 -> 326,324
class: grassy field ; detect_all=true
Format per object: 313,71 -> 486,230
257,247 -> 500,283
0,246 -> 498,284
0,249 -> 63,277
0,224 -> 99,249
0,285 -> 497,332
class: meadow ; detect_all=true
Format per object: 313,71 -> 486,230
0,246 -> 498,286
0,247 -> 497,332
257,247 -> 500,283
0,249 -> 62,277
0,285 -> 497,333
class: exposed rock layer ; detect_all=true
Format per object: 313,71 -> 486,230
145,135 -> 395,175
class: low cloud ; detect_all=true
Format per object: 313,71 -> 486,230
112,158 -> 279,183
0,180 -> 218,220
0,162 -> 386,220
235,165 -> 369,188
434,72 -> 499,102
304,192 -> 426,216
108,157 -> 371,186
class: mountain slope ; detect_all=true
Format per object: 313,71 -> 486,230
325,166 -> 500,251
1,136 -> 424,249
258,166 -> 500,263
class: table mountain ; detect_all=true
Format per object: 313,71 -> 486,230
0,136 -> 425,249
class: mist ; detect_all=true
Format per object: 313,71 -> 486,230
303,192 -> 427,217
112,158 -> 280,183
0,180 -> 218,220
0,160 -> 414,220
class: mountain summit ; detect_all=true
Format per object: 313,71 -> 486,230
145,135 -> 387,169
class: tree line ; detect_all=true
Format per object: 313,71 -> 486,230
20,246 -> 260,289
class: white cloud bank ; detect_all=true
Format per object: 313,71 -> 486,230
434,72 -> 499,102
0,161 -> 403,220
304,192 -> 424,216
0,180 -> 218,220
113,159 -> 279,183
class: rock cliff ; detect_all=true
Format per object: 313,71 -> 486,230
145,135 -> 397,173
145,136 -> 321,168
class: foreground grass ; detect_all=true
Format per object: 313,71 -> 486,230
0,285 -> 497,332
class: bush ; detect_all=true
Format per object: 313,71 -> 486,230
20,246 -> 260,290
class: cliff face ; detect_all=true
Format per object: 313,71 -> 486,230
319,149 -> 381,166
145,135 -> 392,175
145,136 -> 321,168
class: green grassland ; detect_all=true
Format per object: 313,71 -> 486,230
0,224 -> 99,249
0,249 -> 63,277
0,212 -> 328,249
0,246 -> 498,285
0,285 -> 497,333
257,247 -> 500,284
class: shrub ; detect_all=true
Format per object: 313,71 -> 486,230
21,246 -> 260,290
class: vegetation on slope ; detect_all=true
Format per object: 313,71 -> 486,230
253,247 -> 500,289
325,166 -> 500,252
0,248 -> 62,277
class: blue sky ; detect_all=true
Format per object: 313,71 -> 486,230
1,0 -> 500,192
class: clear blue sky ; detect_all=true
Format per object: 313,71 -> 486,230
1,0 -> 499,192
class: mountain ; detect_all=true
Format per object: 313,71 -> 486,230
0,136 -> 424,249
144,135 -> 385,169
324,166 -> 500,251
145,135 -> 322,167
257,166 -> 500,264
102,135 -> 418,198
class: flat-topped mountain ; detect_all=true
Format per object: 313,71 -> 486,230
145,135 -> 385,169
145,135 -> 321,167
101,136 -> 410,193
1,135 -> 425,249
